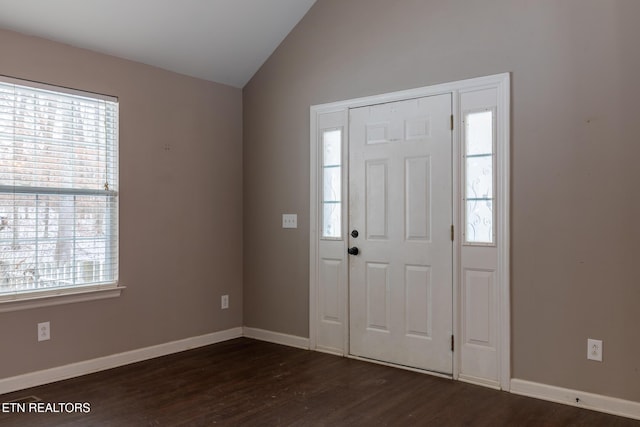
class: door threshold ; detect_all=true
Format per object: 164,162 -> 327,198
347,354 -> 453,380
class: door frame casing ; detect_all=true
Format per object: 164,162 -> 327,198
309,73 -> 510,390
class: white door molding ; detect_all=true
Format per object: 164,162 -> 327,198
309,73 -> 510,390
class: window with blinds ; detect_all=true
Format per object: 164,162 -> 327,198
0,77 -> 118,299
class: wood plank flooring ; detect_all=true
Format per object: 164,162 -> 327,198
0,338 -> 638,426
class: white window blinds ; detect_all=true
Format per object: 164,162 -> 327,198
0,77 -> 118,298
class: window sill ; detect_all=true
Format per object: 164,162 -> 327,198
0,284 -> 125,313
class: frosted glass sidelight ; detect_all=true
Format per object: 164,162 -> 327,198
323,202 -> 341,238
322,129 -> 342,239
466,200 -> 493,244
466,155 -> 493,199
464,110 -> 494,244
466,111 -> 493,156
323,130 -> 341,166
323,166 -> 341,202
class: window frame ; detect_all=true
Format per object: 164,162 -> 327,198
0,75 -> 123,311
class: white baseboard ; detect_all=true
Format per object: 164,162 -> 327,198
0,326 -> 310,396
242,327 -> 310,350
0,327 -> 243,395
510,378 -> 640,421
5,328 -> 639,422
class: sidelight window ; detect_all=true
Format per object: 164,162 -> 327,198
321,129 -> 342,239
463,109 -> 495,245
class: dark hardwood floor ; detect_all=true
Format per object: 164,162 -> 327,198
0,338 -> 638,426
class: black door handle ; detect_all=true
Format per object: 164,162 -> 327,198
348,246 -> 359,256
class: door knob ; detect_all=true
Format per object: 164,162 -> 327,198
351,229 -> 359,238
348,246 -> 359,256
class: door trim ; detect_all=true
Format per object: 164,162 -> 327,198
309,73 -> 510,390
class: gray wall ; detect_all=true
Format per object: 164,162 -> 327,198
243,0 -> 640,401
0,29 -> 243,379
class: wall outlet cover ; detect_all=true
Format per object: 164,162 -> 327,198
38,321 -> 50,342
587,338 -> 602,362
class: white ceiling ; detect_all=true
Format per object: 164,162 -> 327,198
0,0 -> 316,88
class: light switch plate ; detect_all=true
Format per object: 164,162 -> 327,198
282,214 -> 297,229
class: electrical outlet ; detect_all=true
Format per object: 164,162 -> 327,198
282,214 -> 297,229
38,322 -> 50,342
221,294 -> 229,309
587,338 -> 602,362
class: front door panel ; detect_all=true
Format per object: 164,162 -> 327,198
349,94 -> 453,374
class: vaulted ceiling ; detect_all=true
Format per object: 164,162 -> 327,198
0,0 -> 316,87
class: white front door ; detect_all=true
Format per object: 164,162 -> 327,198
348,94 -> 453,374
